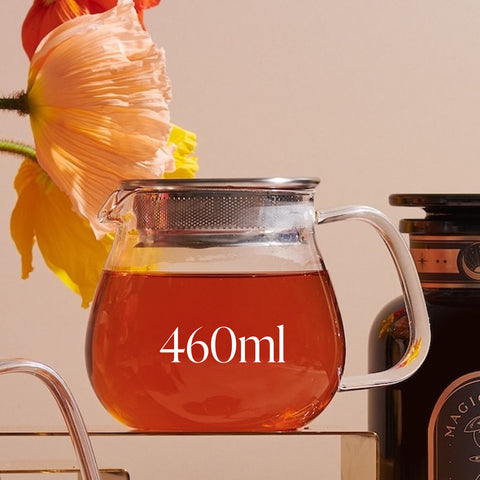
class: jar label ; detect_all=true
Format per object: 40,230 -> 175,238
428,372 -> 480,479
410,236 -> 480,287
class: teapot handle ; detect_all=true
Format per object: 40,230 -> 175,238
316,205 -> 430,391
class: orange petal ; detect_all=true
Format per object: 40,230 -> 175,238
22,0 -> 92,59
22,0 -> 159,58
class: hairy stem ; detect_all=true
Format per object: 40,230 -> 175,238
0,140 -> 36,161
0,91 -> 29,115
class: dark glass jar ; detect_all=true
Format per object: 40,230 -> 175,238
369,194 -> 480,480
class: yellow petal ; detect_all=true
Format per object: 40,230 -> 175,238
164,124 -> 199,179
11,159 -> 113,308
10,160 -> 37,279
27,0 -> 174,238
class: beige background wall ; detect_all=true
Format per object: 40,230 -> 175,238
0,0 -> 478,476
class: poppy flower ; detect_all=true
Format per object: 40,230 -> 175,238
22,0 -> 160,59
11,158 -> 114,308
27,0 -> 175,238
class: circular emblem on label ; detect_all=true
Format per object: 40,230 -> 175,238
459,243 -> 480,281
429,373 -> 480,478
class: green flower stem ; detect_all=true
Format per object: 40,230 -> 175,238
0,140 -> 36,161
0,91 -> 29,115
0,91 -> 35,161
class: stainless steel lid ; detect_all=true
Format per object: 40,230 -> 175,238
123,178 -> 319,244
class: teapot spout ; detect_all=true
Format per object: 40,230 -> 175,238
98,189 -> 125,224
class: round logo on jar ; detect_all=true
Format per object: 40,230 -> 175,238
429,373 -> 480,478
459,243 -> 480,281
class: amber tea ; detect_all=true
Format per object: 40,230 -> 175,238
86,270 -> 344,431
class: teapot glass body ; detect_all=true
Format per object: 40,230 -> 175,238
86,178 -> 430,432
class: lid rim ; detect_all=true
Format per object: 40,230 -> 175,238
120,177 -> 320,191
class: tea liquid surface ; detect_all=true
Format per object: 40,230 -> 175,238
86,270 -> 344,431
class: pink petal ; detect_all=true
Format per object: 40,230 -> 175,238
28,0 -> 174,237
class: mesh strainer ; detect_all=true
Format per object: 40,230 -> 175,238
118,177 -> 319,236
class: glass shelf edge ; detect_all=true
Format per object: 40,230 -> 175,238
0,427 -> 378,437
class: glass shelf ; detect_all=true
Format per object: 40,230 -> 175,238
0,359 -> 379,479
0,428 -> 378,480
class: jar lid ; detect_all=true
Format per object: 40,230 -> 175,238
389,194 -> 480,235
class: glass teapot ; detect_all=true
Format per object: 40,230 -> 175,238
85,177 -> 430,432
